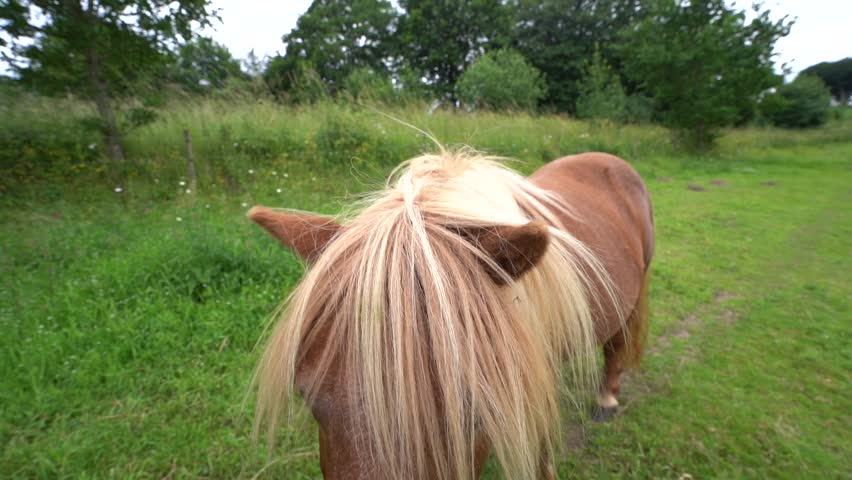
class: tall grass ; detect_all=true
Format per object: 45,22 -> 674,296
4,91 -> 850,201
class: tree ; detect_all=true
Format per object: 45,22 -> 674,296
457,49 -> 546,111
511,0 -> 646,112
617,0 -> 791,148
172,37 -> 245,93
267,0 -> 397,96
0,0 -> 216,162
575,47 -> 627,122
800,58 -> 852,105
397,0 -> 511,101
242,49 -> 268,78
759,75 -> 831,128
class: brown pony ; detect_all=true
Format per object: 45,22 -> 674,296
249,149 -> 654,479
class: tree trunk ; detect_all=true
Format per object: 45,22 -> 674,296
184,129 -> 197,193
72,0 -> 124,162
86,49 -> 125,162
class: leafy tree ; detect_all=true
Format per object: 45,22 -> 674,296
267,0 -> 397,96
617,0 -> 791,148
511,0 -> 646,112
172,37 -> 245,93
457,48 -> 546,111
265,58 -> 329,103
759,75 -> 831,128
575,47 -> 627,122
397,0 -> 511,101
0,0 -> 216,162
800,58 -> 852,105
242,49 -> 268,78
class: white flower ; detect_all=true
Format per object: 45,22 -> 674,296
241,202 -> 248,208
248,169 -> 255,174
185,189 -> 192,194
579,133 -> 590,138
272,171 -> 278,176
276,188 -> 282,193
283,173 -> 289,178
176,217 -> 183,222
233,142 -> 239,148
179,180 -> 186,186
88,143 -> 97,150
205,204 -> 210,209
114,187 -> 123,193
312,177 -> 317,181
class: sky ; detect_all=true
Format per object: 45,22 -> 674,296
202,0 -> 851,80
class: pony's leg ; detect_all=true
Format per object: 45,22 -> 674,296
593,270 -> 651,422
592,330 -> 626,422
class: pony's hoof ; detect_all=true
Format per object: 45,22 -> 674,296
591,405 -> 618,422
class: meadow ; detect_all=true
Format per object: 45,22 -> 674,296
1,98 -> 850,478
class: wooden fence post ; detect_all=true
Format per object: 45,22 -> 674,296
184,129 -> 197,194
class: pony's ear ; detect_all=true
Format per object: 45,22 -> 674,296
248,206 -> 342,263
467,221 -> 550,285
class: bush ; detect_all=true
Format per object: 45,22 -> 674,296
576,49 -> 628,122
624,94 -> 655,124
457,49 -> 547,111
0,88 -> 102,191
341,68 -> 397,104
759,76 -> 832,128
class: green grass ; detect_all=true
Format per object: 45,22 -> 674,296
1,103 -> 850,478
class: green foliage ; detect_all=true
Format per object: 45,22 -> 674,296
241,49 -> 268,78
398,0 -> 512,100
0,0 -> 216,97
267,0 -> 397,95
800,58 -> 852,105
575,48 -> 628,122
265,60 -> 329,103
618,0 -> 791,149
341,68 -> 397,103
575,48 -> 655,124
171,37 -> 246,93
457,49 -> 547,111
0,0 -> 218,161
759,76 -> 832,129
0,88 -> 100,191
512,0 -> 645,112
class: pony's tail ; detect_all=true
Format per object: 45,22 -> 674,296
624,269 -> 651,368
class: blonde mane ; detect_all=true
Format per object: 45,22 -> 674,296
255,148 -> 621,479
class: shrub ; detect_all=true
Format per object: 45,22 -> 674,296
457,49 -> 547,111
759,76 -> 832,128
341,68 -> 397,104
575,49 -> 628,122
624,94 -> 655,124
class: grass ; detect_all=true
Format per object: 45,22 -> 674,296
1,101 -> 850,478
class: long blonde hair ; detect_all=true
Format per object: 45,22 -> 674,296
255,148 -> 620,479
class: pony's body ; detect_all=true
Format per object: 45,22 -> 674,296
530,153 -> 654,413
532,153 -> 654,340
249,151 -> 654,479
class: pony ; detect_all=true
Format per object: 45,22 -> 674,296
248,149 -> 654,479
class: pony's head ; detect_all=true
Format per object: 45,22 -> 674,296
250,150 -> 609,479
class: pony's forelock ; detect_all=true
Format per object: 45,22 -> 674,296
254,148 -> 622,479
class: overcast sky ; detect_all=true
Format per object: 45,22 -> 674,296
204,0 -> 851,80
